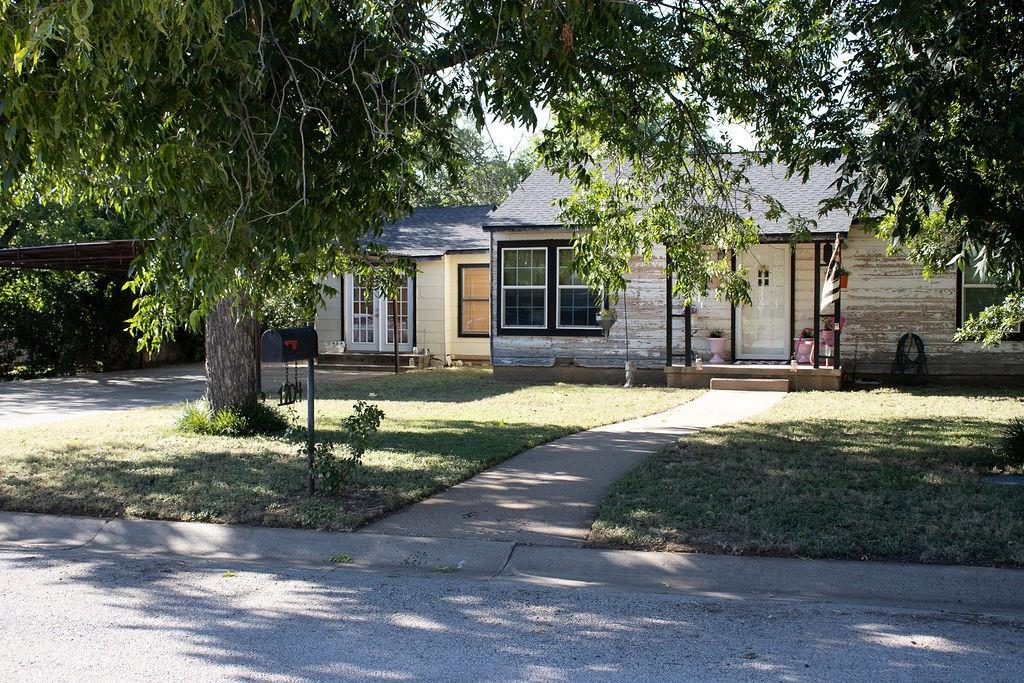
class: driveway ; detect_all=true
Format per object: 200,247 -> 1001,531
0,363 -> 385,429
0,364 -> 207,429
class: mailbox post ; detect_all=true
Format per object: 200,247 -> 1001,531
261,326 -> 319,495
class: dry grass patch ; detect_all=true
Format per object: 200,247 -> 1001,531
590,387 -> 1024,567
0,368 -> 699,530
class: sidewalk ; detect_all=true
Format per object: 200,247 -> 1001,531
5,511 -> 1023,616
364,389 -> 786,545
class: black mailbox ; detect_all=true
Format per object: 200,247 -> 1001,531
261,327 -> 319,363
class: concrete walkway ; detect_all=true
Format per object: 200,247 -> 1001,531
364,389 -> 786,546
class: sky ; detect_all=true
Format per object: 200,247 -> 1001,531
481,109 -> 551,157
483,107 -> 758,157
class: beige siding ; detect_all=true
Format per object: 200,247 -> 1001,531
841,225 -> 1024,375
444,252 -> 491,359
413,258 -> 446,357
314,274 -> 344,354
793,243 -> 816,337
491,230 -> 668,368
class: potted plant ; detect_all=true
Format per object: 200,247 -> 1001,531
820,315 -> 846,348
707,329 -> 726,363
838,265 -> 849,289
596,307 -> 617,337
794,327 -> 815,364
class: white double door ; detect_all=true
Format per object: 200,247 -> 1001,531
736,245 -> 791,360
345,275 -> 414,352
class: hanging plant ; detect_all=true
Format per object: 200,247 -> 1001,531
596,307 -> 617,337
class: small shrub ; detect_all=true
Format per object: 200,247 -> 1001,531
240,401 -> 290,434
999,418 -> 1024,465
176,400 -> 288,437
177,402 -> 214,434
305,400 -> 385,494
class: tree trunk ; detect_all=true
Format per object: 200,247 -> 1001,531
205,297 -> 257,411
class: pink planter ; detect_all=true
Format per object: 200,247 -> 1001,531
708,337 -> 727,363
794,338 -> 815,364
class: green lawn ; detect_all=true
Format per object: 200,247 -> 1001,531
0,368 -> 699,530
589,388 -> 1024,567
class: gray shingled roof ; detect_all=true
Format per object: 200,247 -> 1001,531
373,205 -> 493,257
484,163 -> 852,235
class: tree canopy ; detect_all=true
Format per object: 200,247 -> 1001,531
412,125 -> 537,207
826,0 -> 1024,342
4,0 -> 1020,400
0,1 -> 838,337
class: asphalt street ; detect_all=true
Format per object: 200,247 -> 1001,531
1,548 -> 1020,682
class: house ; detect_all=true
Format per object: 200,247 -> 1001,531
316,166 -> 1024,387
314,205 -> 493,367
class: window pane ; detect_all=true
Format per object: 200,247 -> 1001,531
461,300 -> 489,334
462,266 -> 488,300
503,248 -> 546,286
559,288 -> 600,327
963,286 -> 1003,320
504,289 -> 546,327
963,264 -> 993,285
558,248 -> 583,286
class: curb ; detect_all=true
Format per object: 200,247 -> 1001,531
504,545 -> 1024,614
0,512 -> 514,578
3,511 -> 1023,615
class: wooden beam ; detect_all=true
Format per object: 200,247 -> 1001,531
813,242 -> 821,369
789,244 -> 796,360
730,251 -> 737,362
834,237 -> 842,368
665,263 -> 673,367
684,304 -> 692,367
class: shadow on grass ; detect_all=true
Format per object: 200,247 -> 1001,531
592,416 -> 1024,566
0,418 -> 573,531
314,368 -> 529,404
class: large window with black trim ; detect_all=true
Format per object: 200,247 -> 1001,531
501,247 -> 548,329
497,241 -> 603,336
458,264 -> 490,337
556,247 -> 601,329
957,260 -> 1022,339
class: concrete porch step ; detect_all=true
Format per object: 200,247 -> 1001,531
710,377 -> 790,392
315,362 -> 414,373
319,352 -> 420,366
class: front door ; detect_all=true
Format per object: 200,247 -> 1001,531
346,275 -> 414,352
736,245 -> 791,360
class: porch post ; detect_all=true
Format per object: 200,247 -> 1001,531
665,268 -> 673,367
789,245 -> 796,358
813,242 -> 821,369
834,237 -> 842,367
729,251 -> 737,361
684,305 -> 692,367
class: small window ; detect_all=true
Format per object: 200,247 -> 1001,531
958,257 -> 1022,339
757,267 -> 770,287
501,247 -> 547,328
556,247 -> 601,329
459,265 -> 490,337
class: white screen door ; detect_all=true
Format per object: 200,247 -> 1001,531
346,275 -> 413,352
736,245 -> 791,360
